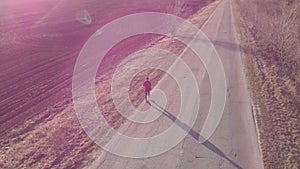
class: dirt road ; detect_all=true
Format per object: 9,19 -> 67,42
87,0 -> 263,168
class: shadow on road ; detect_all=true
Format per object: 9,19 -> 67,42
174,35 -> 252,57
148,100 -> 243,169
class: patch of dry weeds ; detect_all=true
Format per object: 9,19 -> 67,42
231,0 -> 300,168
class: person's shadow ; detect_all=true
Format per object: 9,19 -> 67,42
147,100 -> 243,169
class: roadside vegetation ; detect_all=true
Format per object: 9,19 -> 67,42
231,0 -> 300,168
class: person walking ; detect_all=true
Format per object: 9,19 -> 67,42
143,77 -> 151,102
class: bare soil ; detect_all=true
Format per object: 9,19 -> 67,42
0,0 -> 220,168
